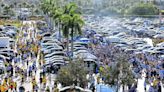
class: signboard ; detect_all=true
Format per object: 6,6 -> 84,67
0,37 -> 9,48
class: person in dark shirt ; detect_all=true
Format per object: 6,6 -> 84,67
19,86 -> 25,92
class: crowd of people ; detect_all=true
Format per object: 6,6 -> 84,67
0,17 -> 163,92
0,22 -> 60,92
85,29 -> 164,92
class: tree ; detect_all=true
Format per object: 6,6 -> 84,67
34,9 -> 40,15
14,1 -> 17,8
22,2 -> 27,8
0,3 -> 4,14
99,52 -> 135,92
61,3 -> 84,58
61,13 -> 84,58
40,0 -> 56,29
18,3 -> 22,20
9,4 -> 14,9
51,7 -> 63,41
127,3 -> 158,16
56,60 -> 88,88
30,4 -> 35,16
18,3 -> 22,9
116,53 -> 135,92
40,1 -> 84,57
1,3 -> 5,8
99,65 -> 119,86
3,5 -> 11,15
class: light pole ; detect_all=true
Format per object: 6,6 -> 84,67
159,0 -> 162,26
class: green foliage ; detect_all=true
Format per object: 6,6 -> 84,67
127,3 -> 158,16
40,0 -> 84,57
99,65 -> 119,85
34,9 -> 40,15
56,60 -> 88,88
99,53 -> 135,88
2,5 -> 15,16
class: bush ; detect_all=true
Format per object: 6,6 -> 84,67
127,3 -> 158,16
56,60 -> 88,88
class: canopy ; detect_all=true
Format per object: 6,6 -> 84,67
79,38 -> 90,43
159,27 -> 164,30
94,34 -> 102,37
96,84 -> 114,92
159,70 -> 164,79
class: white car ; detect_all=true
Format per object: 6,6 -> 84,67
41,43 -> 61,48
42,38 -> 61,45
105,36 -> 121,43
74,53 -> 97,60
45,58 -> 64,64
45,51 -> 65,58
137,45 -> 152,51
74,50 -> 89,55
45,56 -> 64,61
40,32 -> 51,37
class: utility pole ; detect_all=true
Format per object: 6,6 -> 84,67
159,0 -> 162,27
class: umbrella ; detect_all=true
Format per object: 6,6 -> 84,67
159,70 -> 164,78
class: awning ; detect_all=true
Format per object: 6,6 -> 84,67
96,84 -> 114,92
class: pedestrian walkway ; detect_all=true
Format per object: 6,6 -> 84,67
0,21 -> 57,92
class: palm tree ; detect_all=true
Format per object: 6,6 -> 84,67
61,13 -> 84,58
0,3 -> 4,14
40,0 -> 55,29
34,8 -> 40,15
14,1 -> 17,8
3,5 -> 11,15
30,4 -> 35,16
40,1 -> 84,57
1,3 -> 5,8
60,3 -> 83,57
51,8 -> 63,41
22,2 -> 27,8
9,4 -> 14,9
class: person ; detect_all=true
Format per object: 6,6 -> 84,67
9,80 -> 14,91
40,76 -> 43,85
53,84 -> 59,92
0,84 -> 8,92
149,83 -> 155,92
157,80 -> 161,92
42,75 -> 46,88
28,66 -> 32,77
19,86 -> 25,92
21,74 -> 24,85
32,77 -> 36,91
13,81 -> 17,91
129,83 -> 137,92
34,85 -> 38,92
46,86 -> 50,92
11,65 -> 13,76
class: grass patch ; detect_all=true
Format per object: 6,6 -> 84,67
28,16 -> 44,20
0,19 -> 22,28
